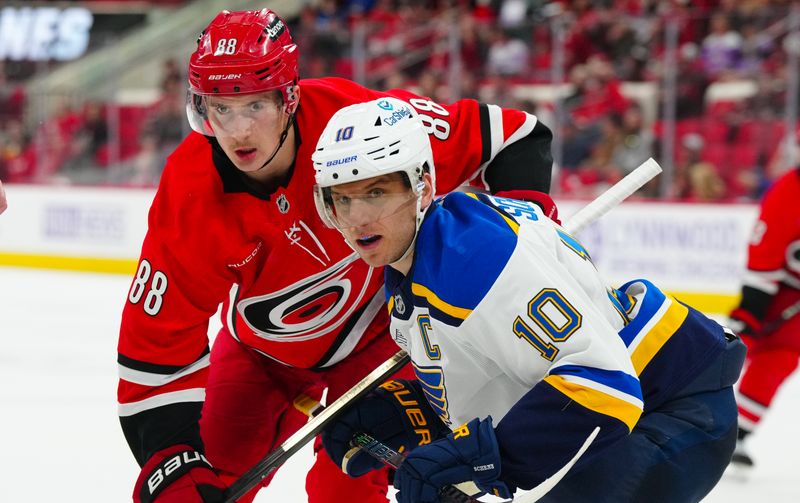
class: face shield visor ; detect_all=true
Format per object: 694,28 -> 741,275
186,91 -> 285,137
313,173 -> 425,230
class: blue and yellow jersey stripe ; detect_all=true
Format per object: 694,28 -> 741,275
546,365 -> 643,431
617,279 -> 689,374
614,279 -> 727,411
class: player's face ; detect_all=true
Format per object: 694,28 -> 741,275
205,92 -> 290,174
332,173 -> 431,269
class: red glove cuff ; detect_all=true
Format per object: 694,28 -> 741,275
729,308 -> 762,337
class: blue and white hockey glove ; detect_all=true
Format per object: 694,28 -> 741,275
393,416 -> 513,503
322,378 -> 449,477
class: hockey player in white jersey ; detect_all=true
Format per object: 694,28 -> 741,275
312,98 -> 746,503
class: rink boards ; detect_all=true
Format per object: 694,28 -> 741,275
0,184 -> 759,315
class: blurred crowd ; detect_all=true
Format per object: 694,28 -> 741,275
2,0 -> 800,201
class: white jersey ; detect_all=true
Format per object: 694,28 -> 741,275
386,192 -> 641,428
384,191 -> 730,488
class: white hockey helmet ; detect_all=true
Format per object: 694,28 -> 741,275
312,97 -> 435,230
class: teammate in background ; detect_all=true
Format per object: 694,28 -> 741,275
0,180 -> 7,214
315,99 -> 746,503
728,167 -> 800,468
117,9 -> 554,503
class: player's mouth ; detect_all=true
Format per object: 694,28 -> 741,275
355,234 -> 382,250
234,147 -> 258,161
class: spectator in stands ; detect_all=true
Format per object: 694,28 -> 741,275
565,56 -> 629,129
674,134 -> 727,201
61,101 -> 109,177
612,103 -> 654,175
486,26 -> 529,77
0,119 -> 30,182
701,14 -> 743,78
0,63 -> 26,126
131,79 -> 186,185
675,43 -> 711,119
737,21 -> 774,77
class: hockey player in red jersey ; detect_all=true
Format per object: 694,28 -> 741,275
117,8 -> 553,503
728,167 -> 800,468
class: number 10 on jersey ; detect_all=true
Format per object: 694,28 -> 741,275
513,288 -> 582,361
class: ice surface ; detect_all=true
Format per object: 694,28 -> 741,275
1,267 -> 796,501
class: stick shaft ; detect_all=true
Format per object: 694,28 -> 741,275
564,158 -> 662,235
222,351 -> 410,502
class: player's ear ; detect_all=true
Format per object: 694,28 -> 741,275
420,173 -> 435,208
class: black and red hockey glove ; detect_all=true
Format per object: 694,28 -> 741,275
728,307 -> 763,339
493,190 -> 561,225
133,445 -> 225,503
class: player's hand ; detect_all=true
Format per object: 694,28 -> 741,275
493,189 -> 560,225
0,180 -> 7,215
728,307 -> 762,339
393,417 -> 513,503
322,379 -> 448,477
133,445 -> 225,503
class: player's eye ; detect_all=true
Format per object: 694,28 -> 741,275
367,188 -> 385,199
250,101 -> 265,112
333,194 -> 351,206
213,104 -> 230,114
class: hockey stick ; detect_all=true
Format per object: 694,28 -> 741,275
222,350 -> 410,502
563,157 -> 662,235
222,157 -> 662,502
295,394 -> 597,503
760,298 -> 800,335
292,394 -> 483,503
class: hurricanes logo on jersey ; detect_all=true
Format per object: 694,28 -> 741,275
236,254 -> 376,342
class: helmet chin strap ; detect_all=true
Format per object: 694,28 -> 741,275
254,112 -> 295,172
388,193 -> 427,269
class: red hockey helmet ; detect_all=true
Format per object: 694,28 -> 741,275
187,9 -> 299,133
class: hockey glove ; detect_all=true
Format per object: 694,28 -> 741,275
393,416 -> 513,503
728,307 -> 763,339
322,378 -> 449,477
133,445 -> 225,503
494,189 -> 561,225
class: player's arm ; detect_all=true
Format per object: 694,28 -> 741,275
118,185 -> 233,501
731,176 -> 797,336
381,89 -> 553,194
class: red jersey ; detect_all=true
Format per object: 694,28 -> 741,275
117,77 -> 550,418
733,168 -> 800,331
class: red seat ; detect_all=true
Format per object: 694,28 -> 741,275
702,119 -> 730,143
700,142 -> 730,168
728,143 -> 760,170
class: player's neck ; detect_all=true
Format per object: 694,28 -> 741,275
389,250 -> 415,276
245,127 -> 297,185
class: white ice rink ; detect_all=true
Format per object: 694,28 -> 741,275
1,266 -> 797,502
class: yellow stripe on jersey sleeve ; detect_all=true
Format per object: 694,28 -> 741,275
630,299 -> 689,375
544,374 -> 643,431
411,283 -> 473,320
